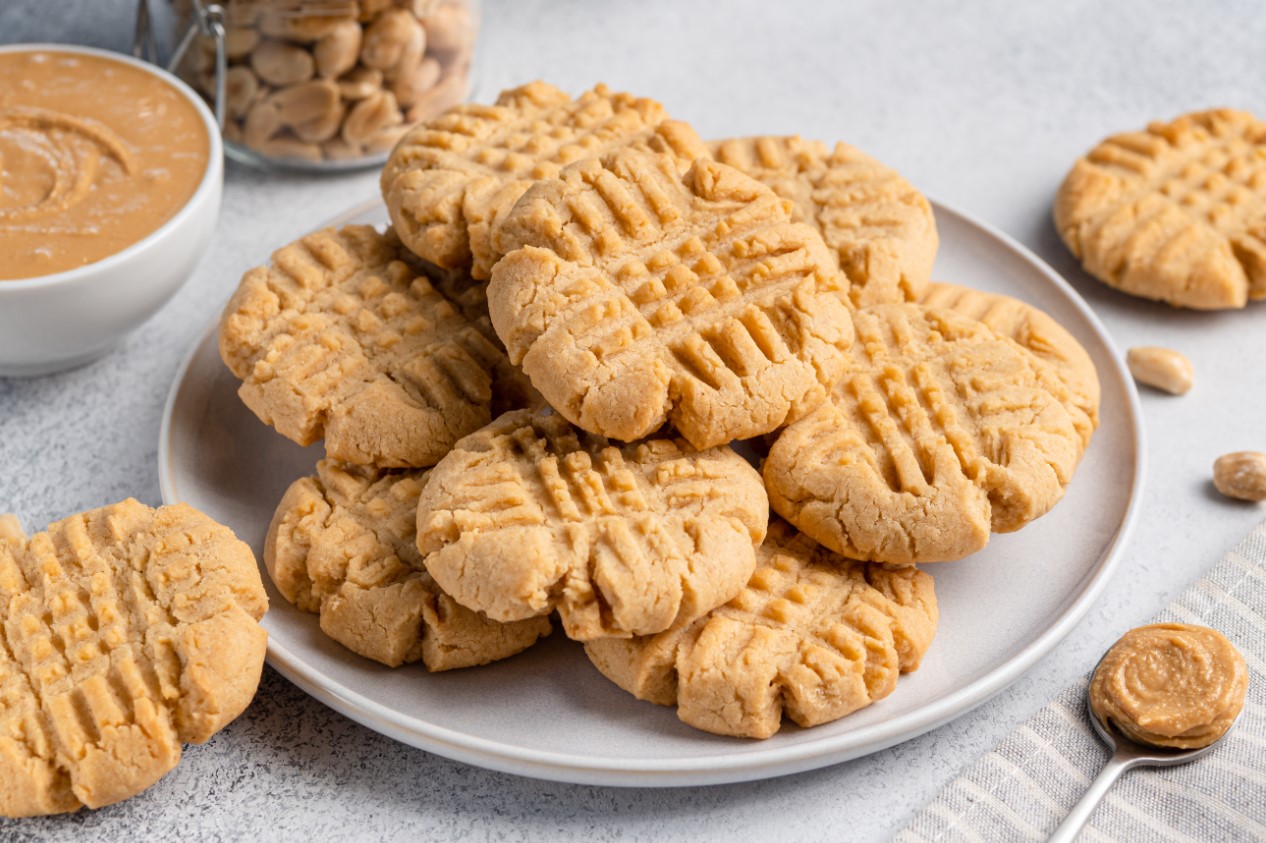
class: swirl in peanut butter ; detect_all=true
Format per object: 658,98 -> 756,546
0,51 -> 209,280
1089,623 -> 1247,749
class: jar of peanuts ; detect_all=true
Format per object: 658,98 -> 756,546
171,0 -> 478,170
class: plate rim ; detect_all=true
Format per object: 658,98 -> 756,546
157,196 -> 1146,787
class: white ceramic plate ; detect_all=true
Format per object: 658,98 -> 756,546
158,198 -> 1144,787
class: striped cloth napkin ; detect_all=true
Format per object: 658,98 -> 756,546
897,519 -> 1266,843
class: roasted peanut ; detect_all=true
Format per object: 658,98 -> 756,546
250,40 -> 315,87
361,9 -> 421,71
322,137 -> 364,160
223,27 -> 261,60
1213,452 -> 1266,502
1126,346 -> 1193,395
357,0 -> 394,22
259,133 -> 324,163
385,16 -> 425,81
243,98 -> 283,149
293,101 -> 347,143
337,66 -> 383,100
422,3 -> 472,58
222,118 -> 244,144
405,69 -> 467,123
225,66 -> 262,120
364,124 -> 410,154
390,56 -> 441,107
271,79 -> 341,127
342,90 -> 401,145
314,20 -> 362,79
258,12 -> 352,43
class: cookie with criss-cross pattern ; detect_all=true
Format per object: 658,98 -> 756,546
0,501 -> 266,817
919,282 -> 1100,451
266,459 -> 551,670
415,410 -> 768,641
585,519 -> 938,739
764,303 -> 1081,565
1055,108 -> 1266,309
488,148 -> 854,449
711,135 -> 938,307
383,81 -> 708,279
220,224 -> 517,467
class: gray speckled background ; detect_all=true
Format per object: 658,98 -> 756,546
3,1 -> 1266,840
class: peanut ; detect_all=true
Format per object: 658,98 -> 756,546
293,100 -> 347,143
357,0 -> 394,23
270,79 -> 341,128
364,124 -> 410,154
385,15 -> 426,81
222,118 -> 243,144
390,56 -> 440,107
250,40 -> 315,87
337,66 -> 383,100
361,9 -> 420,71
223,27 -> 261,60
314,20 -> 362,79
405,69 -> 467,123
258,133 -> 324,163
1126,346 -> 1193,395
341,90 -> 401,145
322,137 -> 364,160
183,0 -> 475,164
258,12 -> 352,43
243,98 -> 283,148
1213,452 -> 1266,502
225,66 -> 261,120
422,3 -> 472,59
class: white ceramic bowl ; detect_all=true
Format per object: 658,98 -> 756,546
0,44 -> 224,377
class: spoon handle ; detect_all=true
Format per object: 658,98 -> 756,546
1048,751 -> 1133,843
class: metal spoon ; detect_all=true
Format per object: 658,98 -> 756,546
1048,658 -> 1237,843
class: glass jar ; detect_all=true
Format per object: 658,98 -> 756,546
170,0 -> 478,170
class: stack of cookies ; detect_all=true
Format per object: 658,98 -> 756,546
219,81 -> 1101,740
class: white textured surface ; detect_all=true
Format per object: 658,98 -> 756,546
1,0 -> 1265,839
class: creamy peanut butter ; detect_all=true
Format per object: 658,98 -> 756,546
0,50 -> 210,280
1090,623 -> 1247,749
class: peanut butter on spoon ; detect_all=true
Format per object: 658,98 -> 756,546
1050,624 -> 1248,842
1089,623 -> 1248,750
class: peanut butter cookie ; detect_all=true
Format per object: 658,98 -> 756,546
585,519 -> 938,739
220,224 -> 516,467
266,460 -> 550,670
416,410 -> 768,641
0,501 -> 267,817
711,135 -> 938,307
488,148 -> 854,449
919,282 -> 1100,450
414,260 -> 547,414
1055,109 -> 1266,309
382,81 -> 708,279
764,303 -> 1081,565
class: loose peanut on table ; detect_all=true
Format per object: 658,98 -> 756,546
1126,346 -> 1194,395
1213,452 -> 1266,502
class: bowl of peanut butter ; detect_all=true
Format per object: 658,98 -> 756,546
0,44 -> 223,376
